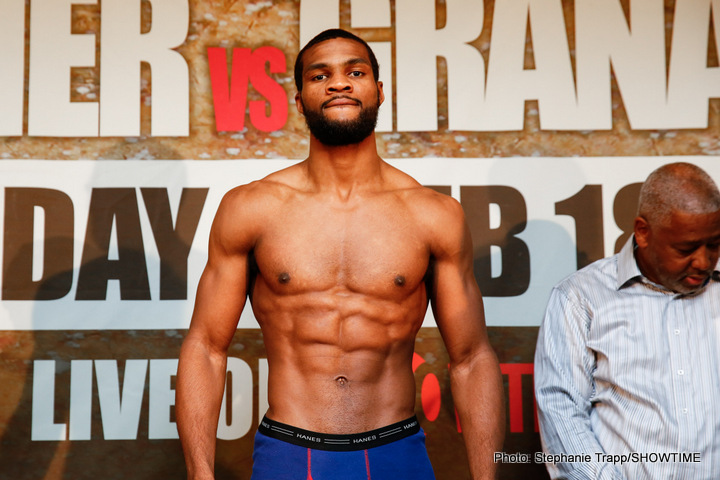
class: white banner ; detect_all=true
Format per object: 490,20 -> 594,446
1,157 -> 717,330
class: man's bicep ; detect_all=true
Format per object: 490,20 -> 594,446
188,194 -> 256,353
430,229 -> 489,363
426,198 -> 489,358
432,259 -> 489,360
190,253 -> 249,351
192,251 -> 247,330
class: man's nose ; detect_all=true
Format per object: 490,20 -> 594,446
327,73 -> 351,92
692,245 -> 714,271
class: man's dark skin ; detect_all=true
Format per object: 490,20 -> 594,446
176,33 -> 505,480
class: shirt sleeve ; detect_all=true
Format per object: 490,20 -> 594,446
534,286 -> 626,480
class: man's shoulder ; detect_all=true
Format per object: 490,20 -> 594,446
382,164 -> 462,218
399,185 -> 465,233
211,166 -> 307,248
554,253 -> 620,298
388,181 -> 467,255
400,184 -> 459,208
222,163 -> 305,208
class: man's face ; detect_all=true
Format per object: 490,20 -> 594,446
635,209 -> 720,294
295,38 -> 384,146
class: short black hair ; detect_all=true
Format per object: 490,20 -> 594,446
294,29 -> 380,92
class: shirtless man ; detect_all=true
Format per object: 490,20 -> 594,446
176,29 -> 504,480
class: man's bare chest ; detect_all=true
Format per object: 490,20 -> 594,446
251,202 -> 431,296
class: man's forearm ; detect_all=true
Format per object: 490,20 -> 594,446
535,404 -> 627,480
451,349 -> 505,480
176,337 -> 228,480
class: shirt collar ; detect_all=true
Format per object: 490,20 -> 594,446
616,235 -> 720,292
616,236 -> 643,290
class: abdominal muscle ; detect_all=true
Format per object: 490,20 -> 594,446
253,286 -> 426,434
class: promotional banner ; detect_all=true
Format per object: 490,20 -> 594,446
1,1 -> 719,479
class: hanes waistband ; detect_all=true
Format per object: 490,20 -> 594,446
257,415 -> 421,451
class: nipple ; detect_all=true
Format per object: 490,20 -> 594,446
278,272 -> 291,284
394,275 -> 406,287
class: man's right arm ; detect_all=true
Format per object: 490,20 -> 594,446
176,188 -> 257,480
534,287 -> 626,480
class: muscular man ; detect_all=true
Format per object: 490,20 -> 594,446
177,29 -> 504,480
535,162 -> 720,479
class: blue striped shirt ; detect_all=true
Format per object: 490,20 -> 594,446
535,237 -> 720,479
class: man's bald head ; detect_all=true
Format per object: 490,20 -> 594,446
637,162 -> 720,225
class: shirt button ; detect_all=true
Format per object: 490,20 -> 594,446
678,370 -> 685,375
682,408 -> 689,414
674,329 -> 680,335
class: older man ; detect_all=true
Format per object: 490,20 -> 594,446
535,162 -> 720,479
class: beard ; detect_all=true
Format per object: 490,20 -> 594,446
302,95 -> 380,146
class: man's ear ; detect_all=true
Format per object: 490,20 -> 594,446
634,216 -> 650,248
377,81 -> 385,106
295,92 -> 304,115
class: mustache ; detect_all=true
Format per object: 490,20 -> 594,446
688,271 -> 713,277
322,95 -> 361,108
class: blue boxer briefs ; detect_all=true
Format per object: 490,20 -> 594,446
250,415 -> 436,480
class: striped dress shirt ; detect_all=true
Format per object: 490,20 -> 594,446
534,237 -> 720,479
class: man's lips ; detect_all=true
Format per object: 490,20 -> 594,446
684,273 -> 709,285
322,96 -> 361,109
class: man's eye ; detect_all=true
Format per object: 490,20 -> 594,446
349,71 -> 363,77
312,74 -> 326,81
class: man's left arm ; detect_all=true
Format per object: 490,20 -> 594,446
428,196 -> 505,480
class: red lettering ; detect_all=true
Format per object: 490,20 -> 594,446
248,46 -> 288,132
412,353 -> 442,423
421,373 -> 441,422
413,355 -> 537,435
500,363 -> 538,433
412,352 -> 425,372
208,47 -> 250,131
208,46 -> 288,133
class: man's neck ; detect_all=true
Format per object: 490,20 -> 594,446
305,133 -> 384,199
